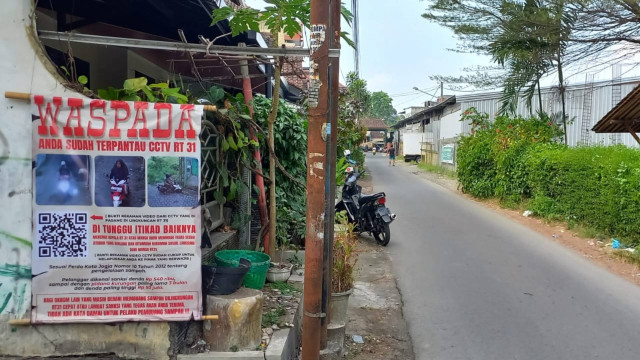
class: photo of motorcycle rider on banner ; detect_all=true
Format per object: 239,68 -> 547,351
35,154 -> 91,206
95,156 -> 146,207
147,156 -> 199,208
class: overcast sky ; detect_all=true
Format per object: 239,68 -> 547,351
244,0 -> 640,111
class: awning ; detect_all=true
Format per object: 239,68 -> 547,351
592,84 -> 640,143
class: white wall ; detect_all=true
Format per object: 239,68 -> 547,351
440,110 -> 462,140
0,1 -> 81,319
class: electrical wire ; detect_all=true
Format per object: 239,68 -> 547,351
394,85 -> 442,108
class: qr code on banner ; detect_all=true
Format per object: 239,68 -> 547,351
37,212 -> 88,258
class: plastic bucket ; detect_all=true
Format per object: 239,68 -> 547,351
201,264 -> 217,295
207,258 -> 251,295
215,250 -> 271,290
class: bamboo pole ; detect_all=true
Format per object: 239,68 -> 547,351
8,315 -> 218,326
4,91 -> 217,112
7,319 -> 30,326
4,91 -> 30,101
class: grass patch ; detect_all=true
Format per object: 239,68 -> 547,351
611,249 -> 640,267
417,162 -> 457,179
396,155 -> 404,161
262,305 -> 286,327
266,281 -> 299,295
567,223 -> 608,240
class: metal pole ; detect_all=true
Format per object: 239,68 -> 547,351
266,65 -> 273,99
352,0 -> 360,76
303,0 -> 330,358
38,30 -> 340,58
320,0 -> 341,348
440,81 -> 444,98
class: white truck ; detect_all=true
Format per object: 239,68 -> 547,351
401,133 -> 423,162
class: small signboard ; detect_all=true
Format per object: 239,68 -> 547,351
441,144 -> 454,164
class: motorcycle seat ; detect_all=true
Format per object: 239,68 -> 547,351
358,193 -> 381,205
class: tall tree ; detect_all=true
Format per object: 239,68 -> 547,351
424,1 -> 640,100
369,91 -> 398,126
490,0 -> 554,115
424,0 -> 573,143
567,1 -> 640,65
342,72 -> 371,122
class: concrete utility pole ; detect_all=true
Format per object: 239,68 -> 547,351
320,0 -> 341,348
303,0 -> 330,358
352,0 -> 360,75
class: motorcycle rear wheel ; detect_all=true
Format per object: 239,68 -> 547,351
373,221 -> 390,246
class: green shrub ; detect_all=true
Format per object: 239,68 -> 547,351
457,108 -> 640,247
526,145 -> 640,247
253,96 -> 308,245
456,109 -> 562,198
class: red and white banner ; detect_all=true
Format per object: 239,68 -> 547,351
31,95 -> 203,323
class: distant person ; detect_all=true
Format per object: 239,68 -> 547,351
109,159 -> 129,194
388,144 -> 396,166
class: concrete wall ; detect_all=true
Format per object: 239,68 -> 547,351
37,9 -> 129,91
0,3 -> 171,358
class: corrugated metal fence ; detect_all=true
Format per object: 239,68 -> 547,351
458,79 -> 640,147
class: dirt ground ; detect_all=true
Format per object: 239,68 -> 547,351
398,161 -> 640,286
342,174 -> 415,360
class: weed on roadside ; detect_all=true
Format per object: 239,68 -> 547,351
611,250 -> 640,268
568,223 -> 607,240
262,305 -> 286,327
417,162 -> 457,179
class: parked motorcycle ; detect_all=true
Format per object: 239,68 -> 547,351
157,182 -> 182,194
107,175 -> 127,207
335,167 -> 396,246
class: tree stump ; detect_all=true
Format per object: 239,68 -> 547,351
202,287 -> 264,351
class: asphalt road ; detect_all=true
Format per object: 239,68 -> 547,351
366,153 -> 640,360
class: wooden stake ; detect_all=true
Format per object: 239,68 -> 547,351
4,91 -> 217,112
624,121 -> 640,145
